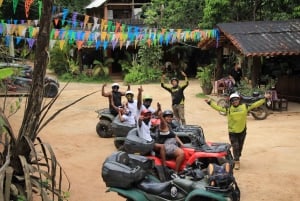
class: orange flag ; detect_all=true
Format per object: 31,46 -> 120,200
54,18 -> 59,26
76,40 -> 84,50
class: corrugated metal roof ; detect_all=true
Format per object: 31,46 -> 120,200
217,20 -> 300,57
85,0 -> 107,9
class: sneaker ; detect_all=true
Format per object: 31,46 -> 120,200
171,173 -> 179,179
234,161 -> 240,170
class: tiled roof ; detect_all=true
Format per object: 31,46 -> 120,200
216,20 -> 300,57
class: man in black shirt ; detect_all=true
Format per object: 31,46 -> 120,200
102,83 -> 130,116
161,71 -> 189,125
229,62 -> 243,87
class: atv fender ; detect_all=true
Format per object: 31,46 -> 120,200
185,188 -> 227,201
100,113 -> 115,122
108,187 -> 147,201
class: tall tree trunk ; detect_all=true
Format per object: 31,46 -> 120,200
12,0 -> 53,171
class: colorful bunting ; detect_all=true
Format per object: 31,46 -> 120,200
25,0 -> 34,18
13,0 -> 19,14
38,1 -> 42,19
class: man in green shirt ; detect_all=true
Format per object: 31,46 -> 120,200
205,93 -> 269,170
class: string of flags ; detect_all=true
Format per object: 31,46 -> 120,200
0,1 -> 220,50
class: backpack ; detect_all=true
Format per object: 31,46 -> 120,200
207,163 -> 240,201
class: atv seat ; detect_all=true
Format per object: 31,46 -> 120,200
137,179 -> 171,194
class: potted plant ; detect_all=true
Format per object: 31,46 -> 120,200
196,64 -> 214,95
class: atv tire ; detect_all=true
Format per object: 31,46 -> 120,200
96,119 -> 113,138
44,82 -> 59,98
251,106 -> 268,120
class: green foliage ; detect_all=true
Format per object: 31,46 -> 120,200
58,72 -> 111,83
92,58 -> 114,77
67,59 -> 80,75
201,0 -> 231,28
196,64 -> 214,87
143,0 -> 204,28
124,44 -> 163,84
0,68 -> 14,79
124,62 -> 161,84
49,45 -> 69,75
196,93 -> 209,98
145,0 -> 300,30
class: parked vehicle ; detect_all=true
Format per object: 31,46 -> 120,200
123,126 -> 233,181
0,62 -> 59,98
102,151 -> 240,201
95,108 -> 137,139
95,108 -> 115,138
217,91 -> 268,120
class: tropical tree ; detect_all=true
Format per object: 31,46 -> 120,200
143,0 -> 300,29
0,1 -> 73,200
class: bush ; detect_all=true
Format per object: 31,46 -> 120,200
48,45 -> 69,75
123,44 -> 163,84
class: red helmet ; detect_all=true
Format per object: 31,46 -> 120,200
141,109 -> 152,116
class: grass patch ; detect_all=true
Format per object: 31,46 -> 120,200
58,73 -> 112,83
196,93 -> 209,99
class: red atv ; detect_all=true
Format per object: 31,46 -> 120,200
123,125 -> 233,181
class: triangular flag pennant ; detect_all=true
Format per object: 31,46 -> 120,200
103,41 -> 108,50
0,24 -> 3,35
87,40 -> 93,46
62,8 -> 69,21
5,35 -> 10,47
50,29 -> 55,39
16,37 -> 22,45
119,40 -> 124,49
52,6 -> 56,15
59,40 -> 65,50
95,40 -> 101,50
112,40 -> 117,50
54,29 -> 59,39
76,40 -> 84,50
26,38 -> 35,49
17,25 -> 27,36
83,15 -> 89,29
13,0 -> 19,14
72,12 -> 78,22
54,18 -> 59,26
49,40 -> 56,49
25,0 -> 35,18
126,40 -> 130,49
38,0 -> 42,19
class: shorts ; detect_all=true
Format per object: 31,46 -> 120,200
164,138 -> 179,156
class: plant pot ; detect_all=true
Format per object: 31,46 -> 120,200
201,85 -> 213,95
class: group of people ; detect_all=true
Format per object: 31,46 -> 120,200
102,65 -> 270,172
101,72 -> 189,175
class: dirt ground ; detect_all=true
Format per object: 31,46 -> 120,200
7,79 -> 300,201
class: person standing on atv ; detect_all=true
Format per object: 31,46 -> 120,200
137,86 -> 160,118
158,109 -> 185,176
161,71 -> 189,125
205,92 -> 270,170
102,83 -> 130,116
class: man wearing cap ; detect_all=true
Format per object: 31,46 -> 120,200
161,71 -> 189,125
205,92 -> 270,170
102,83 -> 130,116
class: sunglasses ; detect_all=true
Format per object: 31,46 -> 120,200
231,98 -> 240,102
